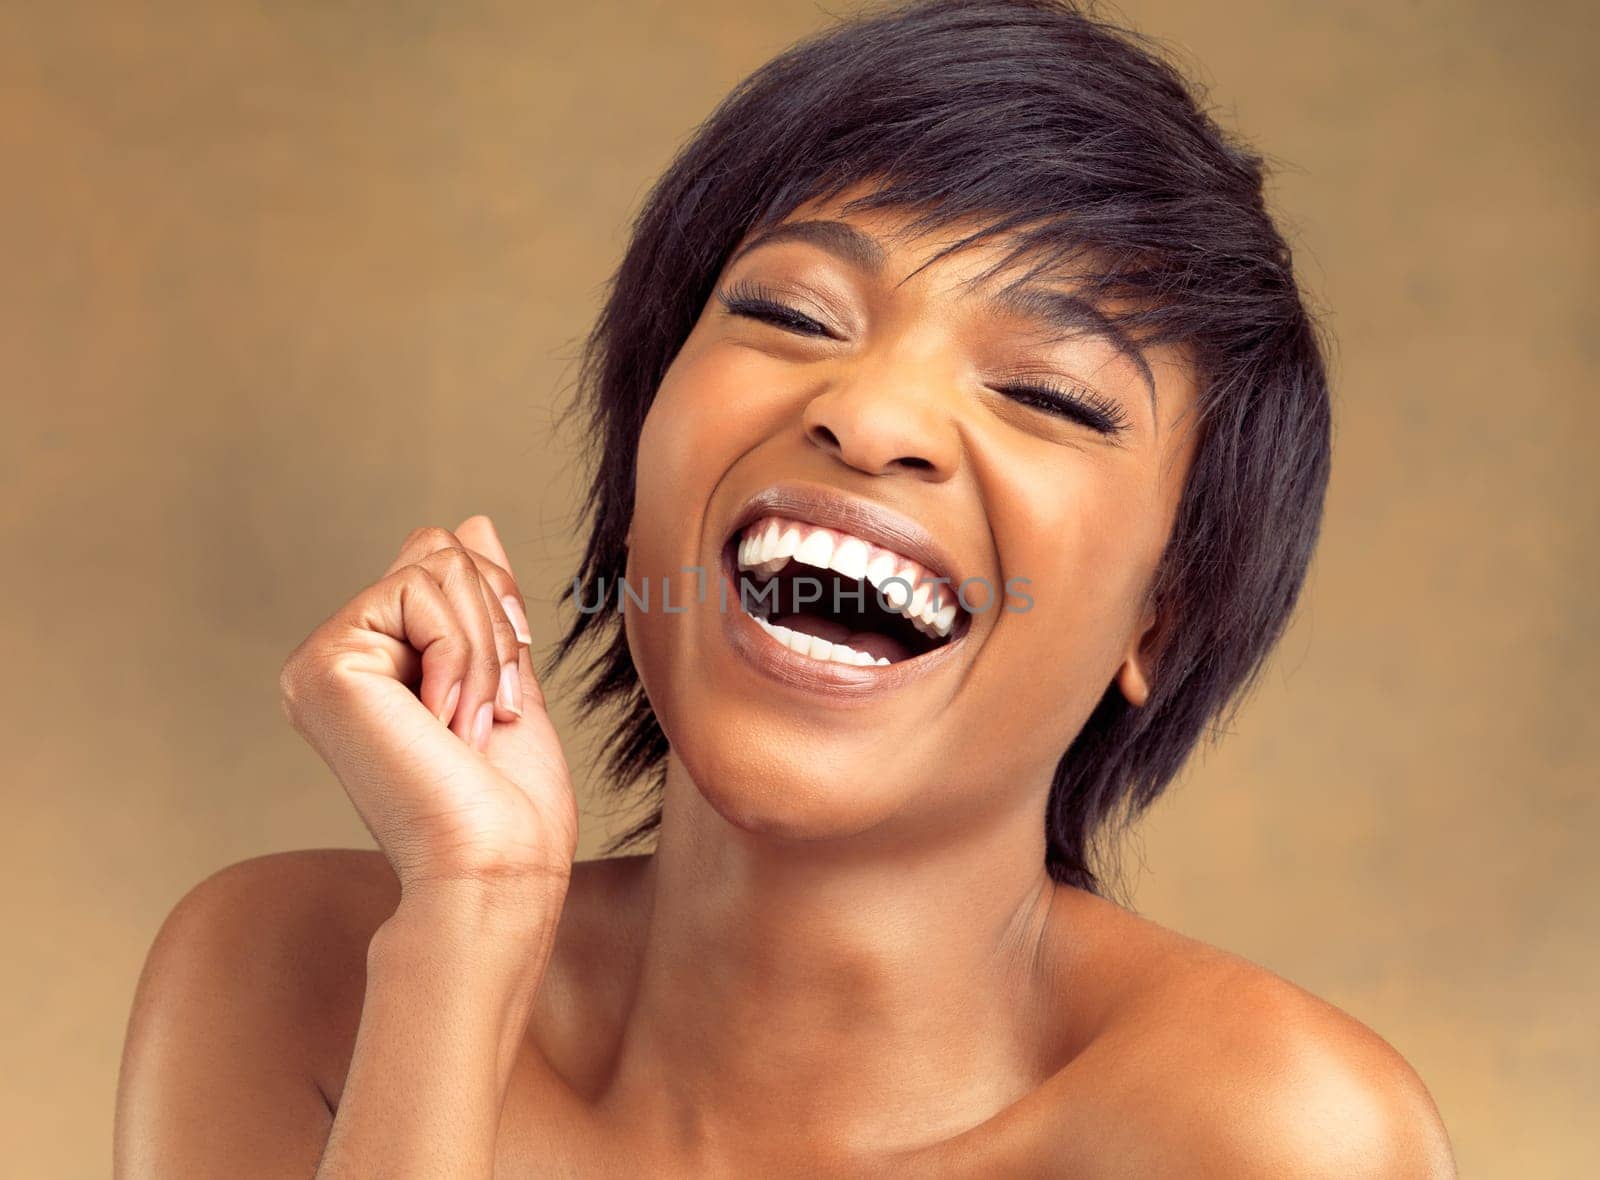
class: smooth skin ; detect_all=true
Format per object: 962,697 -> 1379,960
115,189 -> 1457,1177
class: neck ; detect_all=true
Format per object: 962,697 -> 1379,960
602,753 -> 1061,1163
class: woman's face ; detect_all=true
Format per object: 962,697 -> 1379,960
624,188 -> 1200,848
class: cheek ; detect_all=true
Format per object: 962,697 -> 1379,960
632,385 -> 702,530
998,455 -> 1160,630
966,451 -> 1165,745
626,342 -> 801,722
633,342 -> 793,527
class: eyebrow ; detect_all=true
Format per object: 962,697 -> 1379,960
725,218 -> 1158,416
727,218 -> 890,277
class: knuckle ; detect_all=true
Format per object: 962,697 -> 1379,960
435,632 -> 471,670
394,562 -> 434,589
420,524 -> 456,546
405,525 -> 456,554
471,550 -> 507,580
495,615 -> 518,655
276,657 -> 302,725
276,641 -> 326,728
434,545 -> 480,582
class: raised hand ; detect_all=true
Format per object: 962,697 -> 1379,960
277,514 -> 578,895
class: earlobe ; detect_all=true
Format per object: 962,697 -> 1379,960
1115,604 -> 1162,708
1115,655 -> 1152,708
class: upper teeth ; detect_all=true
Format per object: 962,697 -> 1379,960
736,514 -> 961,639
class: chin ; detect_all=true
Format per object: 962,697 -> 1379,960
667,718 -> 914,846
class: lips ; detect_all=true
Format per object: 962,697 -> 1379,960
716,481 -> 978,679
721,481 -> 972,598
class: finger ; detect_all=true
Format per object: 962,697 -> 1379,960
387,523 -> 531,648
345,564 -> 472,726
381,524 -> 526,729
462,553 -> 524,724
452,549 -> 531,649
416,546 -> 506,750
385,524 -> 463,578
432,546 -> 527,713
455,515 -> 533,647
455,514 -> 513,572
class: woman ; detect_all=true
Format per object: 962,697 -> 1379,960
115,1 -> 1456,1174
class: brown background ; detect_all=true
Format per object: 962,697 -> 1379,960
3,1 -> 1594,1174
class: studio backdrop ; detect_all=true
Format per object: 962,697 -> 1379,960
1,1 -> 1594,1175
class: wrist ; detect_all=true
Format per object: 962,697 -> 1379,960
372,877 -> 568,1081
398,868 -> 570,921
377,875 -> 568,978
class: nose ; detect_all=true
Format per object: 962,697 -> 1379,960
800,367 -> 963,481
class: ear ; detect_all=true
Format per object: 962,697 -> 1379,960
1114,600 -> 1163,708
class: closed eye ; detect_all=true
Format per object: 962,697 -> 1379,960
715,279 -> 1132,439
991,380 -> 1133,437
716,279 -> 836,339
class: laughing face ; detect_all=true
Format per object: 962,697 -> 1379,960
622,187 -> 1201,847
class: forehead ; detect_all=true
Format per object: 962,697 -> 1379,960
733,187 -> 1027,285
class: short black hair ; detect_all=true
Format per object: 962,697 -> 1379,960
546,0 -> 1332,899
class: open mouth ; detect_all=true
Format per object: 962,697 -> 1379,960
722,513 -> 971,668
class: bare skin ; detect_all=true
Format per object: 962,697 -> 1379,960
115,190 -> 1457,1177
117,847 -> 1455,1177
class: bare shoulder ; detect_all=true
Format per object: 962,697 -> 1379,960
120,847 -> 651,1105
120,849 -> 402,1100
115,848 -> 401,1175
114,847 -> 649,1175
1023,888 -> 1458,1178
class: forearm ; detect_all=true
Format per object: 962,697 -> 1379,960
314,878 -> 568,1178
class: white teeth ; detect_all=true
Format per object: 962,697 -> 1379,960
751,615 -> 890,666
736,514 -> 964,644
909,581 -> 932,620
864,551 -> 899,589
754,521 -> 784,576
738,518 -> 796,569
830,535 -> 870,581
739,518 -> 799,578
912,583 -> 949,634
794,530 -> 835,570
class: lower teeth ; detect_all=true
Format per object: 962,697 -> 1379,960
750,614 -> 891,666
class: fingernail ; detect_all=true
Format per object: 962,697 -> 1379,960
497,661 -> 523,717
472,700 -> 493,750
501,594 -> 532,645
438,680 -> 462,725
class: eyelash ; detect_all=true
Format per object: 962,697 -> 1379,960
993,379 -> 1133,437
715,280 -> 1133,437
718,279 -> 835,338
